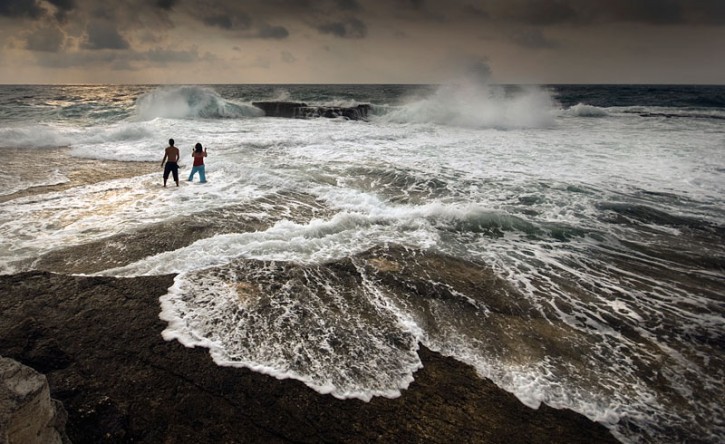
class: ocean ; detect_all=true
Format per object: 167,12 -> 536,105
0,83 -> 723,443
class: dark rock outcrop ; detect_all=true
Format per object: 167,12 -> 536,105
0,271 -> 618,444
252,101 -> 371,121
0,357 -> 70,444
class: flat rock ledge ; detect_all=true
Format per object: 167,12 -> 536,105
252,101 -> 371,120
0,357 -> 70,444
0,271 -> 619,444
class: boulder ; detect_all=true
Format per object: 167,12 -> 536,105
0,357 -> 69,444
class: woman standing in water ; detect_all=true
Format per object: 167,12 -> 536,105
188,142 -> 207,183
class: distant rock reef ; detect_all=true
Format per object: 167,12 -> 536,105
252,101 -> 371,121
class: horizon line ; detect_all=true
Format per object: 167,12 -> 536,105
1,82 -> 725,87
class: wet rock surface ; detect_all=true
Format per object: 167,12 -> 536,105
252,102 -> 371,120
0,271 -> 618,443
28,191 -> 332,275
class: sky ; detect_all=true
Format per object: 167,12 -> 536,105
0,0 -> 724,84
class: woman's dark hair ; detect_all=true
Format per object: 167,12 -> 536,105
195,143 -> 203,152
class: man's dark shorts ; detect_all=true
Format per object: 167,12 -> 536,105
164,162 -> 179,182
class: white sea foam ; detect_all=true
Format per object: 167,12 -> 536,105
159,261 -> 423,401
0,168 -> 68,197
378,81 -> 556,129
2,85 -> 724,443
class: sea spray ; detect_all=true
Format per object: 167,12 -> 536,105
379,79 -> 556,129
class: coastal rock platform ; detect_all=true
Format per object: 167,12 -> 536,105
0,271 -> 618,443
252,101 -> 371,120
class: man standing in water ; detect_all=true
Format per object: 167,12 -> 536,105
161,138 -> 180,187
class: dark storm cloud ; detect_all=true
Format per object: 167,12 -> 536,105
82,20 -> 130,50
204,11 -> 252,30
156,0 -> 179,10
5,0 -> 725,28
0,0 -> 74,20
334,0 -> 361,12
42,0 -> 177,54
316,17 -> 367,38
257,23 -> 289,39
0,0 -> 44,18
87,3 -> 115,21
198,6 -> 288,39
147,47 -> 212,64
25,25 -> 65,52
466,0 -> 725,26
47,0 -> 75,12
204,14 -> 230,29
461,3 -> 488,18
611,0 -> 683,25
508,1 -> 578,26
601,0 -> 725,25
509,29 -> 558,49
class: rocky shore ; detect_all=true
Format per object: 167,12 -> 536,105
252,101 -> 371,120
0,271 -> 618,443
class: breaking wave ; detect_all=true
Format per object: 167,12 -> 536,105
135,86 -> 263,120
0,125 -> 73,149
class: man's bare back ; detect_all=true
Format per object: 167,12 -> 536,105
163,146 -> 180,163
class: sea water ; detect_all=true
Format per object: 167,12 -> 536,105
0,83 -> 723,443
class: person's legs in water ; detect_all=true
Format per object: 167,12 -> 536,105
171,163 -> 179,186
188,166 -> 205,182
163,163 -> 172,187
187,166 -> 206,183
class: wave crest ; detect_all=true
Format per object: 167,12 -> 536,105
0,125 -> 72,149
135,86 -> 263,120
564,103 -> 609,117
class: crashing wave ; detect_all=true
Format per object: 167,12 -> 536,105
135,86 -> 263,120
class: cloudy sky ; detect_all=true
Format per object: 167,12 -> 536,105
0,0 -> 724,84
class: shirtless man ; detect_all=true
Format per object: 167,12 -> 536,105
161,138 -> 180,187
